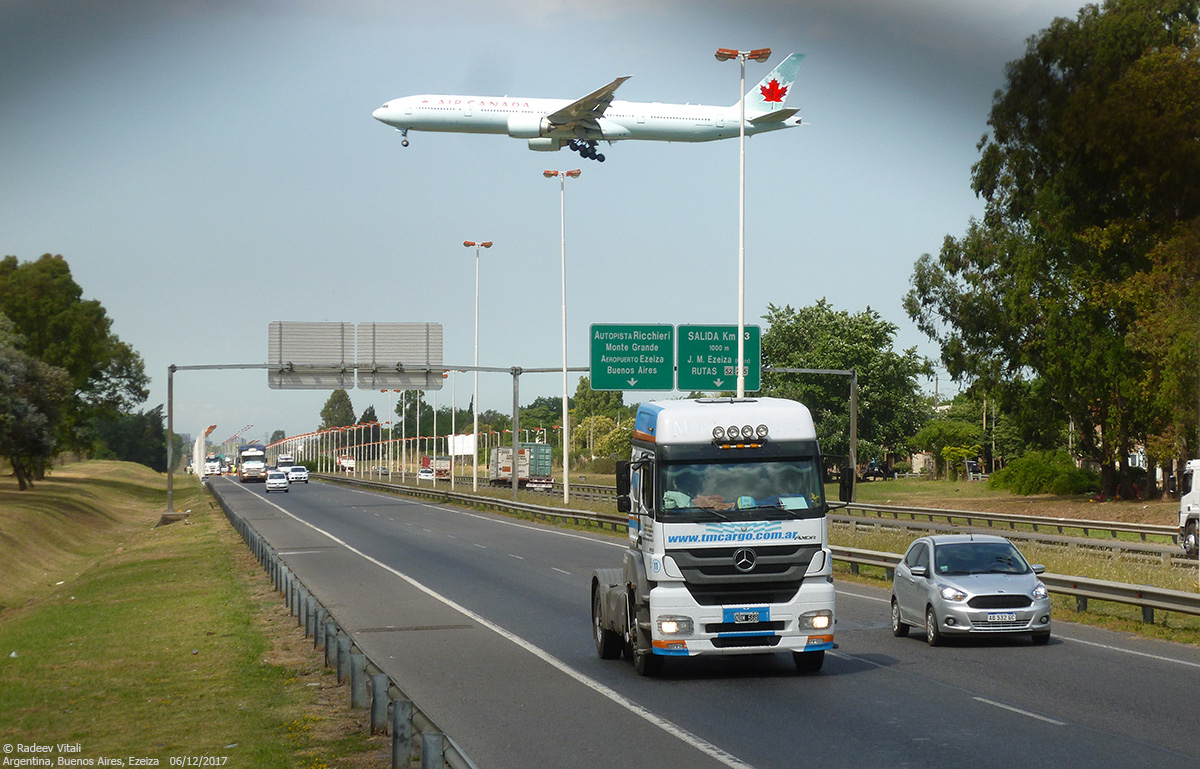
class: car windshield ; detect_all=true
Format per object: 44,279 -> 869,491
933,541 -> 1030,575
657,458 -> 823,521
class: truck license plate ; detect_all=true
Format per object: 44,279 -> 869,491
987,612 -> 1017,623
734,612 -> 758,624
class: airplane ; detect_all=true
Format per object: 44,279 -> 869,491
371,53 -> 805,162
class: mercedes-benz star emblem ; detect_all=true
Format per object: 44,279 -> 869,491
733,548 -> 757,573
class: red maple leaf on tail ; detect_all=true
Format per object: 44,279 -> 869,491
760,79 -> 787,103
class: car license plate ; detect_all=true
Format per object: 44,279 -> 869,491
734,612 -> 758,624
987,612 -> 1017,623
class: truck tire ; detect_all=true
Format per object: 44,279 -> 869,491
1184,522 -> 1199,559
592,588 -> 622,660
633,603 -> 663,677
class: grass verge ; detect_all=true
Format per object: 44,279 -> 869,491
0,461 -> 385,767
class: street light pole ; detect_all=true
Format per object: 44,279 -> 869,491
544,169 -> 581,503
463,240 -> 493,491
716,47 -> 770,398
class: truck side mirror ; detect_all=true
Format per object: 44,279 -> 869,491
615,460 -> 631,496
617,496 -> 631,514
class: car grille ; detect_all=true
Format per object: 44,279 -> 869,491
704,620 -> 786,634
968,595 -> 1033,609
969,617 -> 1032,630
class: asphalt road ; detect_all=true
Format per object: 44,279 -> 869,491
212,476 -> 1200,769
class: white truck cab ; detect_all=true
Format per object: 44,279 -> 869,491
592,397 -> 837,676
1179,459 -> 1200,557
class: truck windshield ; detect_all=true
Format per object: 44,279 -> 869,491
657,458 -> 824,521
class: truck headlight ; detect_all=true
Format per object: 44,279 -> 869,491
657,616 -> 694,635
799,610 -> 833,630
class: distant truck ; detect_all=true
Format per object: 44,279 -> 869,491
337,455 -> 356,472
238,443 -> 267,482
203,454 -> 222,477
1180,459 -> 1200,557
489,443 -> 553,490
276,453 -> 295,473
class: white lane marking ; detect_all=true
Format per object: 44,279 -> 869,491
474,543 -> 488,549
551,567 -> 572,575
509,554 -> 525,560
1059,635 -> 1200,670
254,494 -> 757,769
973,697 -> 1066,726
837,588 -> 887,603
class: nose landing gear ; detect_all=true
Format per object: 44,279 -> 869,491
397,128 -> 410,147
568,139 -> 605,162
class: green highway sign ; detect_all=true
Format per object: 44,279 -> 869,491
589,324 -> 675,391
677,324 -> 761,392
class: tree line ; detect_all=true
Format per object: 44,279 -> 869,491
1,254 -> 173,490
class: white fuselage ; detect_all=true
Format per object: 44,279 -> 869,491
372,94 -> 797,144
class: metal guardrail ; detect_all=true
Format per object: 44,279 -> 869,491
318,474 -> 1200,624
846,501 -> 1177,542
832,546 -> 1200,622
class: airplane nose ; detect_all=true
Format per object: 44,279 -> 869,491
372,105 -> 389,122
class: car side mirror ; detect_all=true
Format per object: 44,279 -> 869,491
909,565 -> 927,578
1031,564 -> 1045,574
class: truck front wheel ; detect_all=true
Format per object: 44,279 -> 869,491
1185,522 -> 1199,558
592,588 -> 622,660
633,603 -> 663,677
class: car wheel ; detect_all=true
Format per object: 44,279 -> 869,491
1031,630 -> 1051,645
925,606 -> 943,647
891,598 -> 909,638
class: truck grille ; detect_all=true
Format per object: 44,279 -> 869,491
712,635 -> 781,649
685,581 -> 801,606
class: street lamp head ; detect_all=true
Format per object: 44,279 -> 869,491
715,48 -> 738,61
543,170 -> 558,178
481,241 -> 493,248
463,240 -> 475,247
749,47 -> 772,62
566,169 -> 582,178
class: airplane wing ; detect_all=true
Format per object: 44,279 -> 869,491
546,76 -> 631,131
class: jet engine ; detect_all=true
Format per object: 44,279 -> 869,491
527,138 -> 562,152
507,114 -> 552,139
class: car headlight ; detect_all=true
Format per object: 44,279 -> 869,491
1032,582 -> 1048,600
938,584 -> 968,602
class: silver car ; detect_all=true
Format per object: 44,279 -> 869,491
265,470 -> 290,493
287,465 -> 309,483
891,534 -> 1051,645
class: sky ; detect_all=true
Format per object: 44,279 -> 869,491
1,0 -> 1094,447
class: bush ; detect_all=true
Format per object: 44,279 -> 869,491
989,450 -> 1100,495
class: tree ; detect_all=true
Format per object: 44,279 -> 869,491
0,315 -> 73,489
904,0 -> 1200,497
760,300 -> 931,460
91,405 -> 170,472
0,254 -> 148,457
269,429 -> 286,445
911,417 -> 982,480
319,390 -> 355,429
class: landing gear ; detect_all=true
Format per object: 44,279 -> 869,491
398,129 -> 410,147
568,139 -> 605,162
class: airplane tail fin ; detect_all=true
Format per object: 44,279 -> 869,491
741,52 -> 804,114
